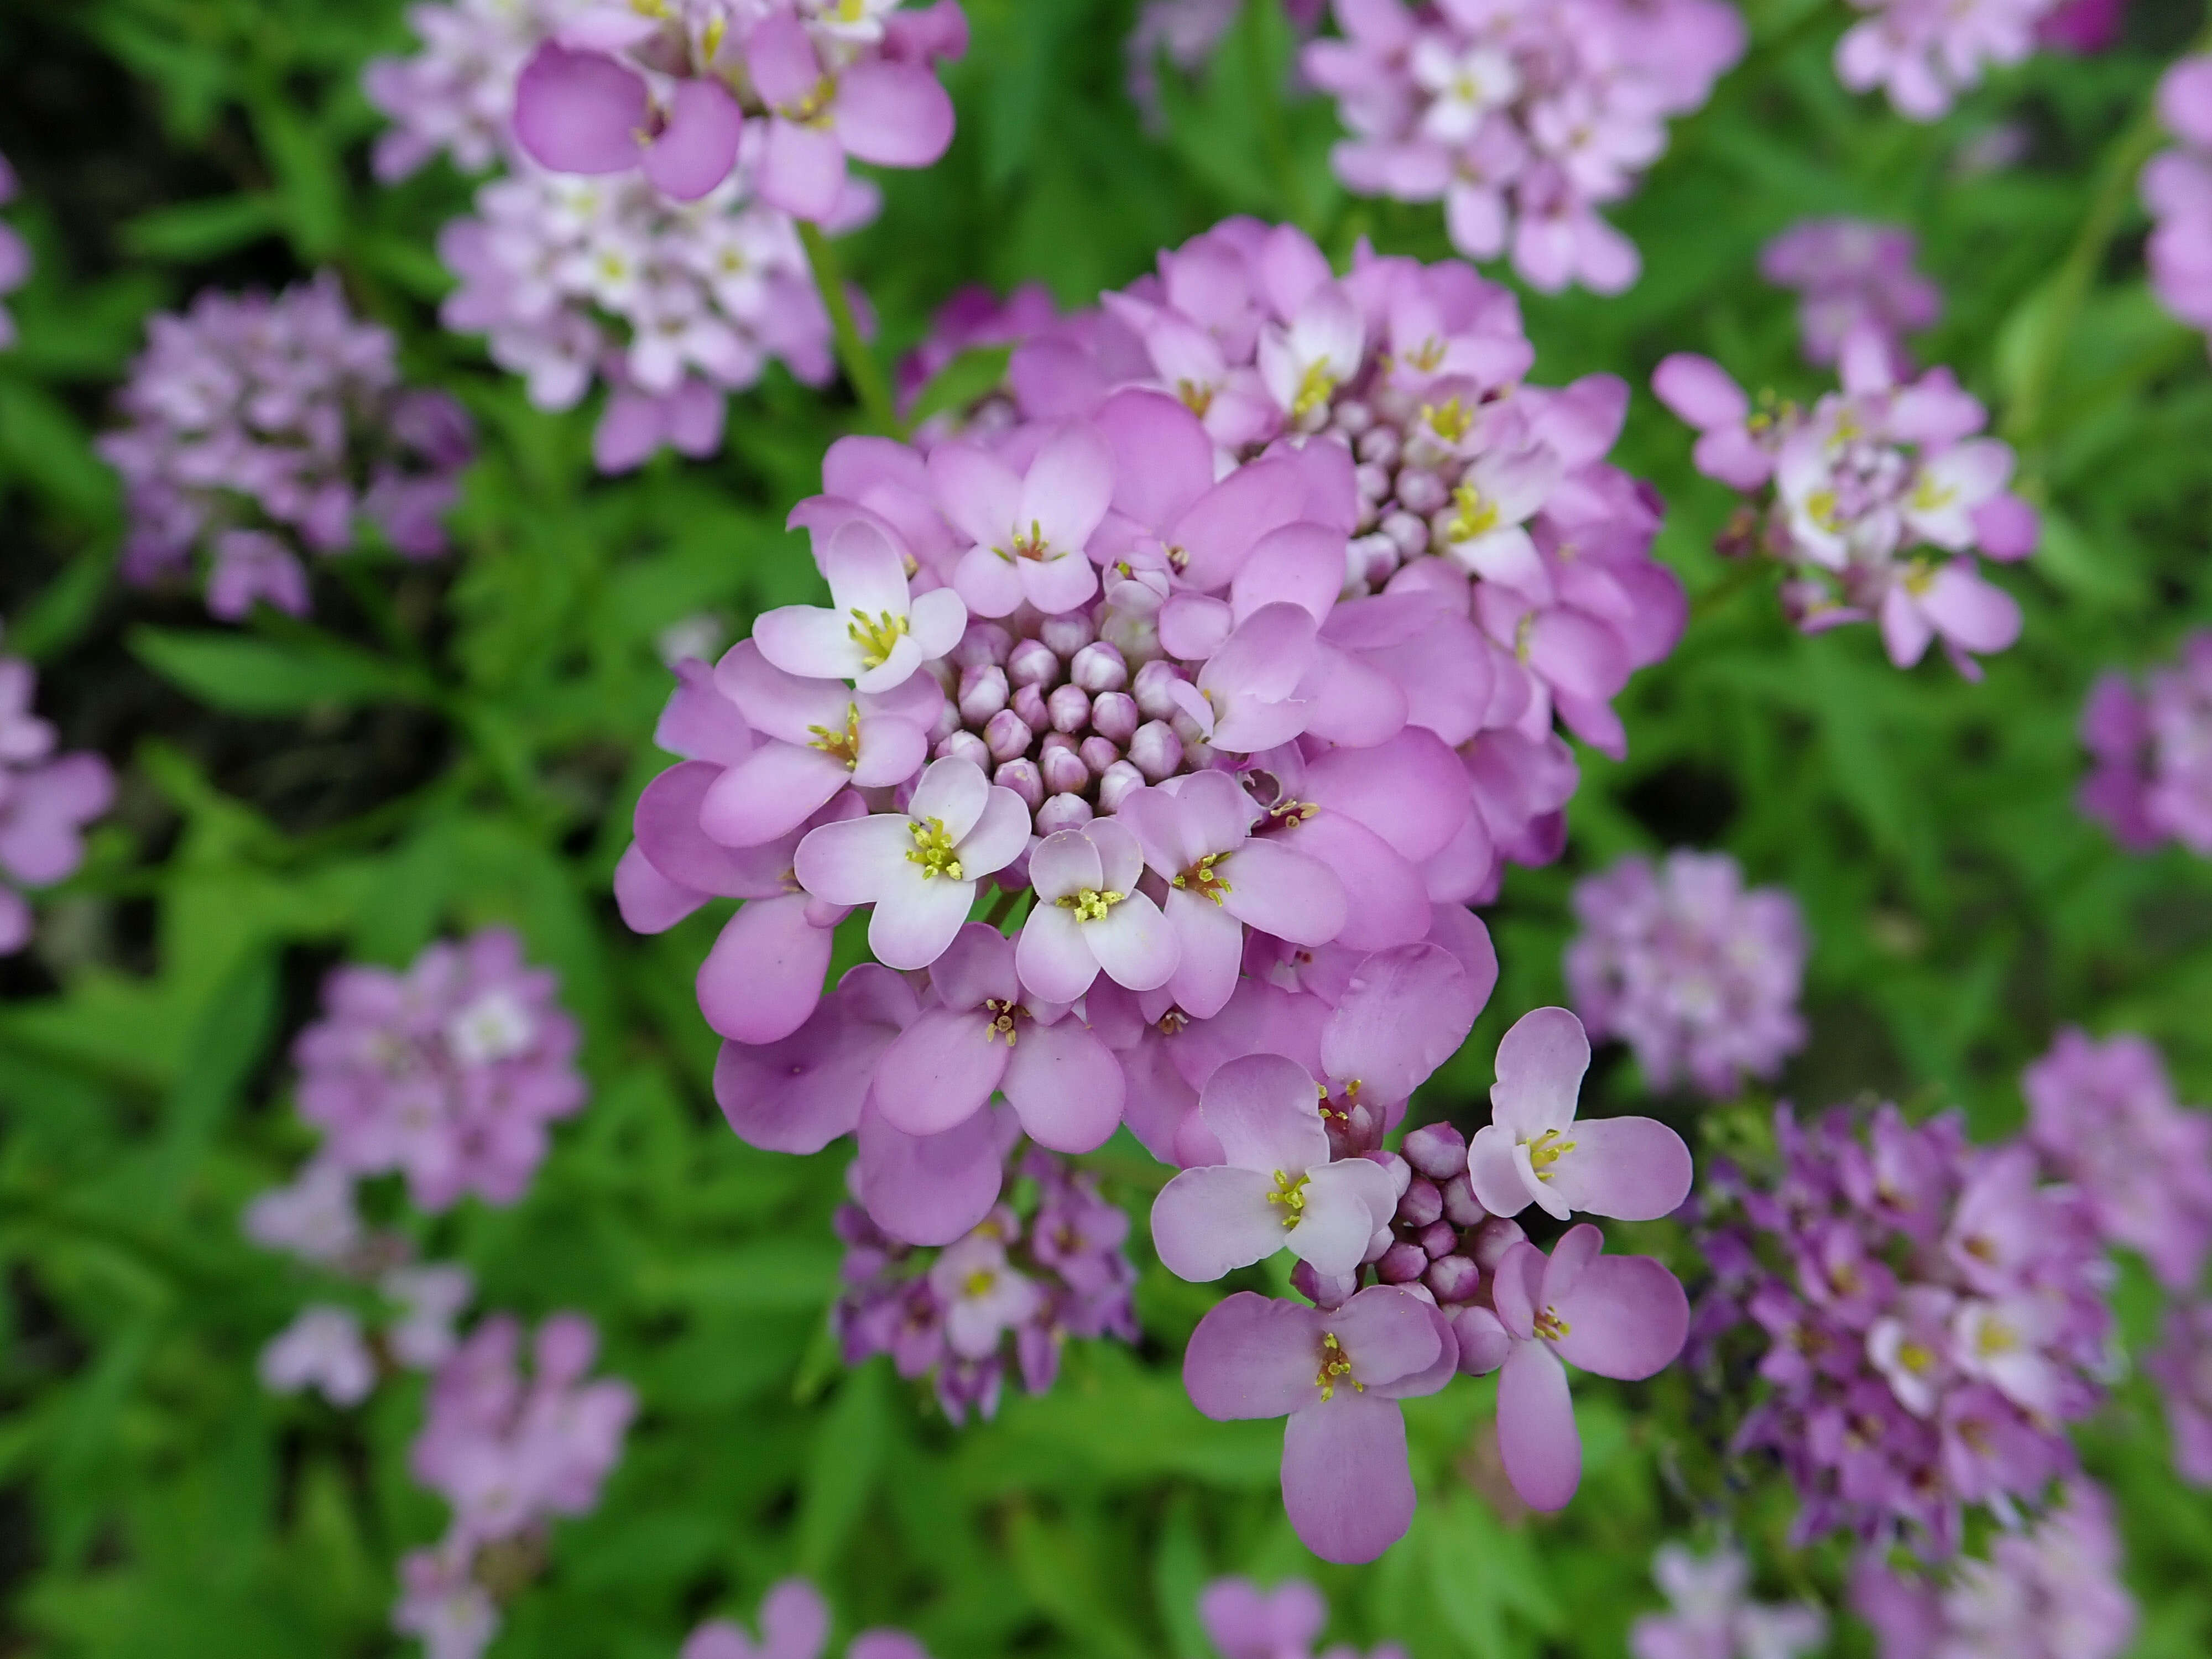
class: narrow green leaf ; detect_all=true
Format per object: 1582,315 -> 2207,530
119,194 -> 284,262
905,345 -> 1014,430
131,626 -> 429,716
795,1361 -> 889,1577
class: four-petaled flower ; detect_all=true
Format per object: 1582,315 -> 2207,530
754,517 -> 968,692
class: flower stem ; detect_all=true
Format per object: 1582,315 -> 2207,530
797,221 -> 903,439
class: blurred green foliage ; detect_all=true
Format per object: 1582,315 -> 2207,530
2,0 -> 2210,1653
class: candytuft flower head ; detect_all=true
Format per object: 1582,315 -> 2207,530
2078,630 -> 2212,854
1565,850 -> 1808,1099
98,274 -> 474,620
1760,218 -> 1940,375
2148,1298 -> 2212,1486
1653,330 -> 2036,680
2146,57 -> 2212,351
1629,1543 -> 1828,1659
1467,1006 -> 1694,1222
684,1577 -> 936,1659
0,630 -> 114,957
1834,0 -> 2058,121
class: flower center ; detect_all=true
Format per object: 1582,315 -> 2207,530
1405,337 -> 1446,372
1264,1169 -> 1310,1226
983,997 -> 1024,1046
1315,1331 -> 1362,1401
1524,1126 -> 1577,1178
1897,1340 -> 1935,1373
1176,378 -> 1215,417
906,817 -> 965,880
782,75 -> 837,126
1533,1306 -> 1571,1342
1421,397 -> 1473,442
1290,359 -> 1337,420
1055,886 -> 1124,922
807,702 -> 863,768
1171,852 -> 1232,904
847,608 -> 910,669
1448,481 -> 1499,541
1259,799 -> 1317,833
1007,519 -> 1053,561
963,1269 -> 997,1298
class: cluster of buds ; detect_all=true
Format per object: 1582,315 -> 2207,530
98,274 -> 474,619
1654,328 -> 2038,679
1301,0 -> 1744,293
833,1143 -> 1139,1423
0,628 -> 113,956
1695,1103 -> 2115,1557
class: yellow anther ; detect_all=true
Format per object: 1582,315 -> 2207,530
806,703 -> 863,768
905,817 -> 964,880
1902,556 -> 1938,596
1264,1169 -> 1310,1225
1525,1126 -> 1577,1178
1897,1340 -> 1934,1373
1514,611 -> 1535,663
963,1269 -> 997,1297
1421,397 -> 1473,443
1055,888 -> 1123,922
1290,360 -> 1337,420
1909,475 -> 1956,512
1156,1008 -> 1189,1036
1171,852 -> 1232,905
847,608 -> 910,670
1008,519 -> 1051,561
1447,481 -> 1500,542
1315,1331 -> 1362,1401
1533,1306 -> 1571,1342
701,14 -> 726,56
983,997 -> 1023,1046
1264,799 -> 1318,828
1803,488 -> 1841,532
1177,378 -> 1215,418
1405,337 -> 1447,372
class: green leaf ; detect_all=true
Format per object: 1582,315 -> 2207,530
119,195 -> 284,262
795,1362 -> 890,1577
905,345 -> 1015,430
129,627 -> 430,716
247,92 -> 346,259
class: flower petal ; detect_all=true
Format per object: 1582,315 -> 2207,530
512,44 -> 649,175
1183,1292 -> 1322,1420
641,78 -> 744,200
1545,1115 -> 1694,1221
1282,1394 -> 1416,1563
1286,1159 -> 1399,1276
1551,1255 -> 1690,1381
870,1006 -> 1006,1136
1003,1017 -> 1125,1152
1016,901 -> 1101,1004
793,812 -> 916,905
1496,1339 -> 1580,1511
1151,1165 -> 1290,1281
855,1099 -> 1006,1246
696,895 -> 832,1045
1201,1051 -> 1332,1173
1490,1005 -> 1588,1137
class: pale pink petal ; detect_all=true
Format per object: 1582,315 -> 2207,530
1002,1018 -> 1125,1152
793,813 -> 916,905
1546,1116 -> 1694,1220
641,79 -> 744,200
833,60 -> 956,168
868,871 -> 976,969
1220,838 -> 1347,947
856,1099 -> 1005,1246
513,45 -> 647,175
1490,1005 -> 1588,1137
1202,1051 -> 1333,1172
1028,827 -> 1105,901
700,741 -> 851,846
1152,1165 -> 1291,1280
1016,902 -> 1102,1003
1183,1292 -> 1321,1419
1496,1339 -> 1580,1510
1289,1160 -> 1402,1275
697,895 -> 832,1044
1550,1256 -> 1689,1381
909,754 -> 990,840
870,1006 -> 1007,1136
1282,1394 -> 1416,1563
1086,893 -> 1179,990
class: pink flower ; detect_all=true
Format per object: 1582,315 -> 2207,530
1466,1006 -> 1694,1223
748,12 -> 957,220
755,517 -> 968,691
1183,1285 -> 1455,1562
1151,1052 -> 1399,1280
1452,1224 -> 1688,1510
1016,816 -> 1178,1002
0,640 -> 114,955
259,1306 -> 377,1407
933,424 -> 1112,618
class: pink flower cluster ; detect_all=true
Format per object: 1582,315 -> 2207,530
2148,1299 -> 2212,1486
1760,218 -> 1940,377
2146,56 -> 2212,348
1834,0 -> 2058,121
397,1312 -> 637,1659
1565,849 -> 1808,1100
255,1264 -> 476,1408
365,0 -> 582,182
684,1578 -> 931,1659
1654,330 -> 2037,679
1301,0 -> 1744,293
1697,1104 -> 2115,1557
0,634 -> 113,956
0,150 -> 28,349
2023,1027 -> 2212,1292
833,1141 -> 1138,1422
291,928 -> 587,1213
1629,1543 -> 1827,1659
620,217 -> 1685,1232
1171,1008 -> 1691,1556
97,274 -> 474,619
1198,1575 -> 1405,1659
2079,629 -> 2212,854
1850,1481 -> 2137,1659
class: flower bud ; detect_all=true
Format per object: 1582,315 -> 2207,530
1089,690 -> 1139,743
1007,638 -> 1061,689
1467,1215 -> 1527,1272
1128,721 -> 1183,781
1361,1147 -> 1413,1198
1182,735 -> 1216,771
1095,759 -> 1144,811
983,708 -> 1034,763
1396,1176 -> 1444,1229
1332,399 -> 1374,437
1034,792 -> 1094,834
1356,426 -> 1400,467
1418,1219 -> 1458,1259
1010,682 -> 1051,732
1077,735 -> 1120,775
1131,659 -> 1187,722
1395,467 -> 1448,515
1037,611 -> 1095,657
1041,744 -> 1089,796
1377,1241 -> 1428,1285
1069,640 -> 1128,693
1047,683 -> 1091,734
1354,462 -> 1392,503
1381,509 -> 1430,559
1291,1259 -> 1357,1311
953,621 -> 1011,668
958,664 -> 1009,725
928,697 -> 964,743
1402,1121 -> 1468,1181
1440,1171 -> 1486,1228
993,758 -> 1044,812
1425,1253 -> 1481,1304
935,730 -> 989,770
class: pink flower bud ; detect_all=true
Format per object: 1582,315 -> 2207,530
1007,638 -> 1060,689
983,708 -> 1034,763
1041,744 -> 1089,796
1332,399 -> 1374,436
1361,1147 -> 1413,1198
1034,792 -> 1093,834
927,697 -> 963,743
1424,1253 -> 1481,1304
994,757 -> 1044,811
1131,659 -> 1187,721
1129,720 -> 1183,781
1356,427 -> 1400,467
1397,1176 -> 1444,1229
1396,468 -> 1448,515
1290,1258 -> 1357,1311
1037,612 -> 1095,656
1417,1219 -> 1458,1259
1047,683 -> 1091,733
1077,734 -> 1120,775
1010,682 -> 1050,732
935,730 -> 990,770
1095,759 -> 1144,811
1468,1215 -> 1526,1272
954,620 -> 1011,668
1090,690 -> 1139,743
958,664 -> 1009,724
1069,640 -> 1127,693
1355,462 -> 1392,502
1402,1122 -> 1469,1181
1378,1241 -> 1428,1284
1441,1171 -> 1486,1228
1381,510 -> 1430,558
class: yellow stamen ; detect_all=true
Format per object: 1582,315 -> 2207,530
1172,852 -> 1232,905
906,817 -> 964,880
847,608 -> 910,670
806,703 -> 863,768
1447,481 -> 1500,542
983,997 -> 1022,1046
1290,360 -> 1337,420
1315,1331 -> 1361,1401
1525,1126 -> 1577,1180
1264,1169 -> 1310,1227
1421,397 -> 1473,443
1533,1306 -> 1571,1342
1055,887 -> 1123,922
1177,379 -> 1215,418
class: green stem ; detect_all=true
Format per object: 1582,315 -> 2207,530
1690,556 -> 1775,622
797,222 -> 903,438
